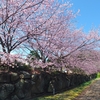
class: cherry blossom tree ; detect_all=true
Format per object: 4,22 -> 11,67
26,1 -> 78,67
27,10 -> 100,74
0,0 -> 100,74
0,0 -> 55,70
0,0 -> 55,53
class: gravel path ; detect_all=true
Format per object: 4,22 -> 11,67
74,78 -> 100,100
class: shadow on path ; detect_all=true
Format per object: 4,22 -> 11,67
74,78 -> 100,100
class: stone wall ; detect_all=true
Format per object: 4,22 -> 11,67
0,71 -> 97,100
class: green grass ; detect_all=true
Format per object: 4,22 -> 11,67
97,73 -> 100,78
33,79 -> 96,100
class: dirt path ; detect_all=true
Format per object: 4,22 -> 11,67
74,78 -> 100,100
